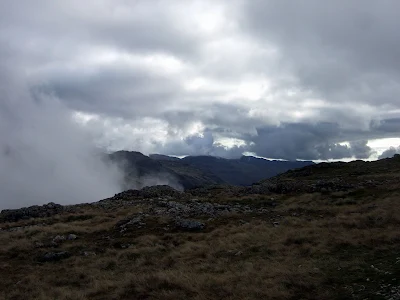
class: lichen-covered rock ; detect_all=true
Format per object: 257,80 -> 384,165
52,235 -> 66,243
116,214 -> 146,232
0,202 -> 64,222
140,185 -> 184,198
175,219 -> 205,230
67,234 -> 78,240
105,185 -> 184,202
39,251 -> 71,262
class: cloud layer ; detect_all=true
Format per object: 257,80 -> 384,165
0,68 -> 123,209
1,0 -> 400,161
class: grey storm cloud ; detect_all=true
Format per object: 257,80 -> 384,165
46,65 -> 182,118
242,0 -> 400,106
249,123 -> 346,160
371,118 -> 400,134
1,0 -> 400,164
159,129 -> 246,158
153,122 -> 375,161
379,146 -> 400,159
242,123 -> 374,161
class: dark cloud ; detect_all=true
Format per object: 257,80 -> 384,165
245,123 -> 374,160
242,0 -> 400,106
155,122 -> 375,161
379,146 -> 400,159
46,65 -> 182,118
1,0 -> 400,162
163,103 -> 260,136
158,129 -> 246,158
371,118 -> 400,134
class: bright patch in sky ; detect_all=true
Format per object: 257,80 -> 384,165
368,138 -> 400,153
184,77 -> 207,91
73,111 -> 99,124
216,137 -> 246,148
186,122 -> 205,136
236,79 -> 270,101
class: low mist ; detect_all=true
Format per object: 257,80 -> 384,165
109,153 -> 184,192
121,171 -> 183,192
0,75 -> 124,210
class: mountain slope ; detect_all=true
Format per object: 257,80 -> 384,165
180,155 -> 314,186
108,151 -> 224,190
109,151 -> 314,190
253,154 -> 400,194
157,159 -> 226,188
1,156 -> 400,299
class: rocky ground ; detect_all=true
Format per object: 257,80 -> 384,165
1,157 -> 400,299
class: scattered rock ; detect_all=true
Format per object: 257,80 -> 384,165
34,241 -> 45,248
154,199 -> 255,218
83,251 -> 96,257
107,185 -> 184,202
116,215 -> 146,232
113,242 -> 133,249
0,202 -> 65,222
39,251 -> 71,262
175,219 -> 205,230
67,234 -> 78,240
52,235 -> 66,245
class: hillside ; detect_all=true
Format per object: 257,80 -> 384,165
109,151 -> 225,190
109,151 -> 314,190
152,154 -> 314,186
253,154 -> 400,194
152,159 -> 226,188
0,155 -> 399,299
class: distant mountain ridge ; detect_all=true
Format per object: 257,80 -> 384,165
109,151 -> 314,190
109,151 -> 225,190
178,155 -> 313,186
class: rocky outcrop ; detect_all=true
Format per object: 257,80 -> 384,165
106,185 -> 185,201
113,197 -> 269,233
0,202 -> 65,222
39,251 -> 71,262
175,218 -> 205,230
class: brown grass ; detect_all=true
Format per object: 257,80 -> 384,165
0,189 -> 399,300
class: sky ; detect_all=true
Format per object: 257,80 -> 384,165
0,71 -> 123,209
1,0 -> 400,165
